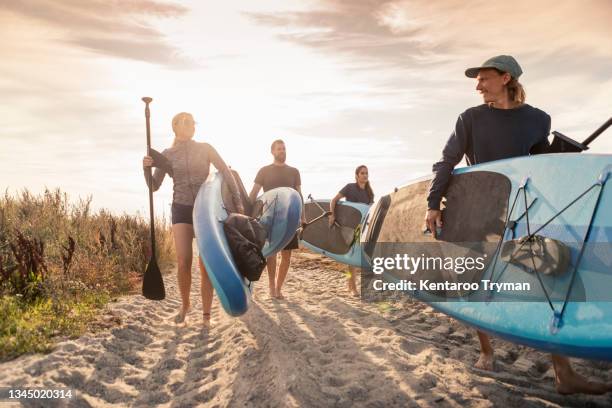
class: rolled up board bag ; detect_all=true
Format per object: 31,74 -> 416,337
500,235 -> 571,276
224,213 -> 267,282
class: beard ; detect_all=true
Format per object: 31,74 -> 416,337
274,152 -> 286,163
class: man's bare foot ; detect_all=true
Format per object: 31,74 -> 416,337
474,351 -> 496,371
554,362 -> 612,395
276,291 -> 284,300
174,305 -> 190,324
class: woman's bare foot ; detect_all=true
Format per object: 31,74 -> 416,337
174,305 -> 190,324
553,355 -> 612,395
202,312 -> 211,329
348,280 -> 359,297
275,289 -> 284,300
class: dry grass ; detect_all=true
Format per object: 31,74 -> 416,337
0,188 -> 174,360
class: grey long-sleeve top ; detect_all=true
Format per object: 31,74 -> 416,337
144,139 -> 225,206
427,104 -> 551,210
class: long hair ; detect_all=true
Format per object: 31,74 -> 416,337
171,112 -> 194,147
493,69 -> 526,105
355,165 -> 374,203
507,77 -> 526,105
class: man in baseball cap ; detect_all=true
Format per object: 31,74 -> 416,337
424,56 -> 612,394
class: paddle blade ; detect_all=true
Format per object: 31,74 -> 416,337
142,257 -> 165,300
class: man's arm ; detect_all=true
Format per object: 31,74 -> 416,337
295,184 -> 306,224
250,167 -> 265,203
530,113 -> 552,155
249,183 -> 262,204
427,115 -> 470,210
425,114 -> 469,237
293,169 -> 306,223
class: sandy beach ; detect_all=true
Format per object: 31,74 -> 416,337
1,249 -> 611,407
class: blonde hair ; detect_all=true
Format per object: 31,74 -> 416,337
171,112 -> 194,146
507,77 -> 526,105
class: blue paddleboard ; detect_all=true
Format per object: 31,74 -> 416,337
362,154 -> 612,360
193,172 -> 302,316
301,200 -> 370,267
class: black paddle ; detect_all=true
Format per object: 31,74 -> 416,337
549,116 -> 612,153
141,96 -> 165,300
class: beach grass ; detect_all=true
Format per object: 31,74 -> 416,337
0,188 -> 174,361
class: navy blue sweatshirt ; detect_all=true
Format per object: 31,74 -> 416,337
427,104 -> 551,210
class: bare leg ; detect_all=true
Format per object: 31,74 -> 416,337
474,330 -> 495,371
266,254 -> 277,297
553,354 -> 612,395
198,257 -> 213,328
347,266 -> 359,297
275,250 -> 292,299
172,223 -> 194,323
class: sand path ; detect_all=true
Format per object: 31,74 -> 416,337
1,250 -> 611,407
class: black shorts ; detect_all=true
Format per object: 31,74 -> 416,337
284,233 -> 299,250
171,203 -> 194,225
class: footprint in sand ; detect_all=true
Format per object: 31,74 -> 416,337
499,348 -> 520,364
159,358 -> 185,370
325,375 -> 348,387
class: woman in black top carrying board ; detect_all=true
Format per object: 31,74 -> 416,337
329,165 -> 373,297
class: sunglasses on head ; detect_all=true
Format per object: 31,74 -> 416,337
176,117 -> 196,126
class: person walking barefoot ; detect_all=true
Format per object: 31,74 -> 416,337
329,165 -> 374,297
249,139 -> 305,299
143,112 -> 244,327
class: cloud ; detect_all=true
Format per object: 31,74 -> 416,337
245,1 -> 433,69
66,36 -> 194,68
246,0 -> 612,151
0,0 -> 194,68
246,0 -> 612,77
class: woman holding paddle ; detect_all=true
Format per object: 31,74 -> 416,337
329,165 -> 374,296
143,112 -> 244,328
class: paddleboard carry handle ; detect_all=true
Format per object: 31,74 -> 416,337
550,311 -> 563,335
597,167 -> 610,185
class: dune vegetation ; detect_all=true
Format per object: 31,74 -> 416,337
0,189 -> 174,361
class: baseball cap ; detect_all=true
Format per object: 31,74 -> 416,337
465,55 -> 523,79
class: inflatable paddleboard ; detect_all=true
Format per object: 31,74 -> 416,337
194,171 -> 302,316
301,200 -> 370,267
362,154 -> 612,360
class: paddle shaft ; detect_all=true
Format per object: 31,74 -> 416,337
582,117 -> 612,147
143,97 -> 156,258
308,194 -> 341,228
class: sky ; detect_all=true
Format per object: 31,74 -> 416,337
1,0 -> 611,217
